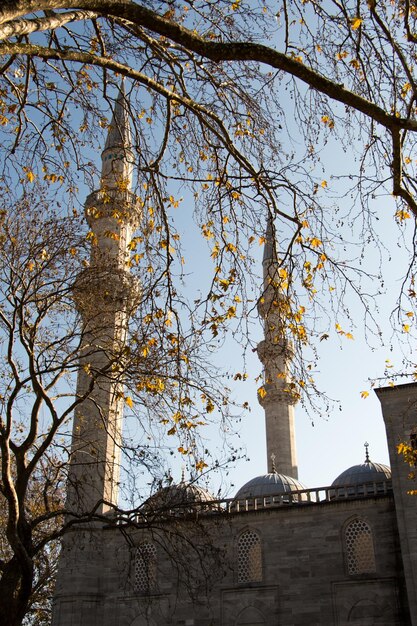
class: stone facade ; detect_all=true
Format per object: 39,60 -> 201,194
53,485 -> 411,625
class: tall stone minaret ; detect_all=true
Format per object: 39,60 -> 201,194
257,215 -> 298,478
67,83 -> 139,516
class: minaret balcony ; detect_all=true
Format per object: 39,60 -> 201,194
85,189 -> 141,228
73,266 -> 140,316
257,383 -> 299,407
257,339 -> 294,365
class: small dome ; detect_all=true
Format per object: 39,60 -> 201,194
332,461 -> 391,488
235,472 -> 306,499
143,480 -> 214,515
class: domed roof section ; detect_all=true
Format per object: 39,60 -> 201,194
235,472 -> 306,499
331,461 -> 391,488
143,479 -> 214,515
332,443 -> 391,488
330,443 -> 391,499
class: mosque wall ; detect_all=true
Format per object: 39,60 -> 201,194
52,493 -> 409,626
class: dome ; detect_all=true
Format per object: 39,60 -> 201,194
235,472 -> 306,500
330,458 -> 391,499
143,480 -> 215,516
332,461 -> 391,488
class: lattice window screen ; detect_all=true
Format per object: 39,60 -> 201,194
237,530 -> 263,583
134,542 -> 157,593
345,519 -> 376,575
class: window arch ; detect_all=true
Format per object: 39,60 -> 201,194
237,529 -> 263,583
134,542 -> 157,593
344,518 -> 376,575
235,606 -> 266,625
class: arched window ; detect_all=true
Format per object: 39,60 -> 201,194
344,518 -> 376,575
237,530 -> 263,583
134,542 -> 157,593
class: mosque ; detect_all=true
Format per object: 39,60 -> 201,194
51,87 -> 417,626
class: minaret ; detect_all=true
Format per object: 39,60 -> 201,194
67,84 -> 140,516
257,215 -> 298,477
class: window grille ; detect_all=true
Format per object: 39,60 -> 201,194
345,519 -> 376,575
237,530 -> 263,583
134,542 -> 157,593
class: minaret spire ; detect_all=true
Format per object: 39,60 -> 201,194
257,213 -> 298,478
101,81 -> 133,190
67,84 -> 140,515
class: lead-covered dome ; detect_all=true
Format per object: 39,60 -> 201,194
330,444 -> 391,498
143,480 -> 214,516
235,472 -> 306,499
332,461 -> 391,488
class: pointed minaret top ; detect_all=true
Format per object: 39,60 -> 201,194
262,212 -> 278,268
103,82 -> 132,152
100,82 -> 133,190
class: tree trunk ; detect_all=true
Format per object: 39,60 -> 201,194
0,555 -> 33,626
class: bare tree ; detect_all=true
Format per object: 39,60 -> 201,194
0,184 -> 235,625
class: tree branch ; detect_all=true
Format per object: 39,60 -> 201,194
1,1 -> 417,132
0,9 -> 98,39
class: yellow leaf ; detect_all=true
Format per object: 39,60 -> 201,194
310,237 -> 322,248
125,396 -> 133,408
321,180 -> 327,188
395,209 -> 411,221
320,115 -> 334,129
406,311 -> 414,318
351,17 -> 363,30
360,390 -> 369,399
258,386 -> 267,399
336,51 -> 348,60
195,460 -> 208,472
403,324 -> 410,333
226,306 -> 236,319
24,168 -> 36,183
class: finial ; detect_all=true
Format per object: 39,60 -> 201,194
364,441 -> 370,463
271,453 -> 277,474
